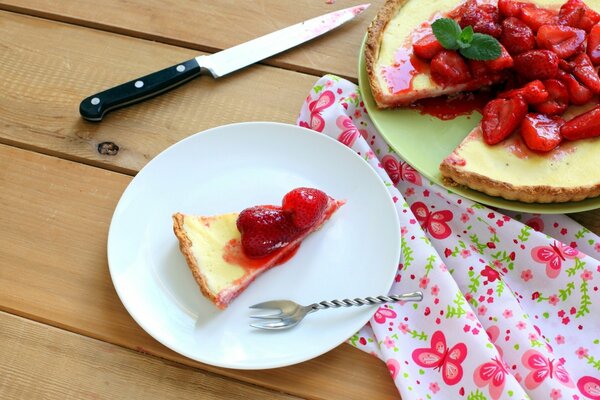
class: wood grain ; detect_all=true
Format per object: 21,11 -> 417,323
0,0 -> 379,81
0,144 -> 400,400
0,312 -> 301,400
0,11 -> 319,175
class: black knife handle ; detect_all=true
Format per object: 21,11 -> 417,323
79,58 -> 203,122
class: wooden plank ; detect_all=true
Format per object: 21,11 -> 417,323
0,312 -> 301,400
0,11 -> 319,175
0,0 -> 378,81
0,144 -> 400,400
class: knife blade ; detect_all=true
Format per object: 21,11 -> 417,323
79,4 -> 370,121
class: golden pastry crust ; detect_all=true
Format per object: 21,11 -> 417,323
440,161 -> 600,203
364,0 -> 409,109
172,212 -> 221,308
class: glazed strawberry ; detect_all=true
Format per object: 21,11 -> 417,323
513,50 -> 559,81
413,34 -> 444,60
237,206 -> 300,258
519,113 -> 564,151
430,50 -> 472,86
520,4 -> 559,32
571,53 -> 600,93
561,105 -> 600,140
501,17 -> 536,55
282,187 -> 329,229
557,69 -> 594,105
458,0 -> 502,37
533,79 -> 569,115
588,24 -> 600,64
499,80 -> 548,104
558,0 -> 600,32
469,44 -> 513,76
481,96 -> 528,145
536,24 -> 586,59
498,0 -> 527,18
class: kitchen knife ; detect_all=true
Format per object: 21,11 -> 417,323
79,4 -> 370,121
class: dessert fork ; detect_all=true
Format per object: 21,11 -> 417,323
249,291 -> 423,330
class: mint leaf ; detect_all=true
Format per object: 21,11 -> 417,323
431,18 -> 462,50
459,33 -> 502,60
459,26 -> 474,43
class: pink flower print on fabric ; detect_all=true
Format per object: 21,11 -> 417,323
577,376 -> 600,399
380,155 -> 422,186
373,307 -> 397,324
521,349 -> 574,390
531,241 -> 579,278
411,330 -> 467,386
474,356 -> 509,400
306,90 -> 335,132
410,202 -> 453,240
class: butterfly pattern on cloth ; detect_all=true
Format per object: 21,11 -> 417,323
297,74 -> 600,400
578,376 -> 600,399
521,350 -> 575,390
531,240 -> 579,278
304,90 -> 335,132
410,201 -> 453,240
412,330 -> 467,386
381,154 -> 422,186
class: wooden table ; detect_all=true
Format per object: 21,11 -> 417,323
1,1 -> 599,399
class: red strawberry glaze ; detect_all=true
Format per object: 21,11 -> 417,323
223,239 -> 300,270
410,91 -> 495,120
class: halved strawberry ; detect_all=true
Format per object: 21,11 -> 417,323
430,50 -> 472,86
536,24 -> 586,59
499,80 -> 549,104
561,105 -> 600,140
557,69 -> 594,105
458,0 -> 503,37
282,187 -> 329,229
533,79 -> 569,115
481,96 -> 528,145
519,113 -> 564,152
501,17 -> 536,55
588,23 -> 600,64
237,206 -> 300,258
498,0 -> 527,18
571,53 -> 600,93
558,0 -> 600,32
513,50 -> 559,81
520,4 -> 559,32
413,34 -> 444,60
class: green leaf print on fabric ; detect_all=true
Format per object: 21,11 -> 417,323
401,236 -> 415,269
566,258 -> 586,276
313,84 -> 324,94
576,227 -> 590,239
466,389 -> 488,400
577,280 -> 591,317
587,354 -> 600,371
559,282 -> 576,301
518,226 -> 532,242
467,268 -> 481,295
410,330 -> 428,341
446,293 -> 468,319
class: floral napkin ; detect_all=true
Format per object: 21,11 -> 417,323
297,75 -> 600,400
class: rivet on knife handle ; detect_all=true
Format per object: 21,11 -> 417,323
79,58 -> 203,122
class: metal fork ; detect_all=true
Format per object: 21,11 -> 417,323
249,291 -> 423,330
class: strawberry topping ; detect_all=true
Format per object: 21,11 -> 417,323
519,113 -> 564,151
482,96 -> 528,145
537,24 -> 586,58
413,34 -> 444,60
533,79 -> 570,115
588,23 -> 600,64
501,17 -> 536,55
498,0 -> 527,18
557,69 -> 594,105
513,50 -> 559,81
499,80 -> 549,104
558,0 -> 600,32
430,50 -> 472,86
282,187 -> 329,229
520,4 -> 559,32
571,53 -> 600,93
561,105 -> 600,140
237,188 -> 332,258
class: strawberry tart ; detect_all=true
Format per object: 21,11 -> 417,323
366,0 -> 600,203
172,188 -> 344,309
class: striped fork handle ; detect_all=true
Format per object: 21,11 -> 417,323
310,291 -> 424,310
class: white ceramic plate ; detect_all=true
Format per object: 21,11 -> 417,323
107,122 -> 400,369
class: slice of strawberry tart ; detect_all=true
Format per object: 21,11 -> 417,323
172,188 -> 344,309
